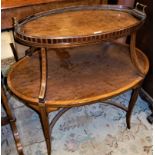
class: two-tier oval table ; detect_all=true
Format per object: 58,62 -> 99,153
7,4 -> 149,155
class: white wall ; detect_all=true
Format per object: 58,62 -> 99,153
1,30 -> 28,60
1,30 -> 14,59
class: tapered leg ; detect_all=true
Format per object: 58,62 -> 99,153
126,87 -> 140,129
2,84 -> 24,155
10,121 -> 24,155
39,104 -> 51,155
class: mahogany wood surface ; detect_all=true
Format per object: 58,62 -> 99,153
14,5 -> 146,48
7,42 -> 149,108
6,4 -> 149,155
38,48 -> 47,102
2,0 -> 72,9
21,10 -> 139,37
2,0 -> 101,30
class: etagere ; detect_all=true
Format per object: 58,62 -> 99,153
7,3 -> 149,155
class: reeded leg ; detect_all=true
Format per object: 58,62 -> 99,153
39,104 -> 51,155
126,87 -> 140,129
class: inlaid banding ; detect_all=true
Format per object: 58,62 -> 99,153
37,38 -> 41,43
28,37 -> 31,41
43,39 -> 46,44
48,39 -> 51,44
78,38 -> 81,42
32,38 -> 36,42
15,24 -> 142,47
15,21 -> 142,47
73,38 -> 77,42
63,39 -> 67,43
57,39 -> 62,43
68,38 -> 72,43
15,26 -> 140,47
23,36 -> 26,40
53,39 -> 57,44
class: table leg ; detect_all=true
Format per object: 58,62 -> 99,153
39,104 -> 51,155
126,87 -> 140,129
2,84 -> 24,155
38,47 -> 51,154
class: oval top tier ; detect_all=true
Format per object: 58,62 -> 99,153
14,5 -> 146,48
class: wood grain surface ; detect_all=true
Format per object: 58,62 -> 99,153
7,42 -> 149,107
2,0 -> 101,30
2,0 -> 70,9
21,10 -> 139,37
14,5 -> 146,48
38,48 -> 47,102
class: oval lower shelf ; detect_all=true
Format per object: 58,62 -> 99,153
7,42 -> 149,107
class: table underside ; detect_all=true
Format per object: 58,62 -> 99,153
8,42 -> 148,106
